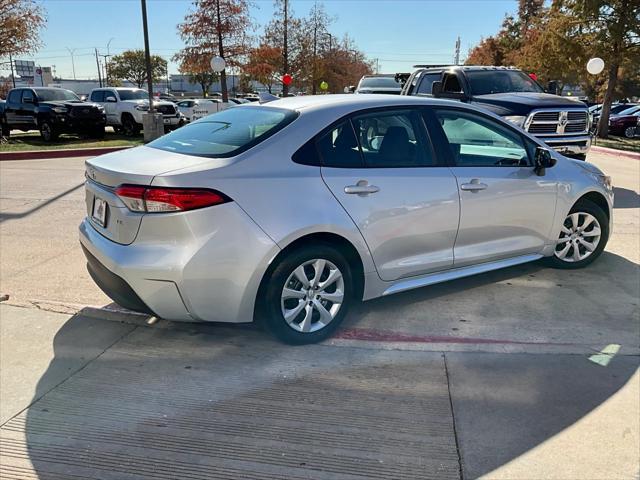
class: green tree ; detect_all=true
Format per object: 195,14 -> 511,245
108,50 -> 167,88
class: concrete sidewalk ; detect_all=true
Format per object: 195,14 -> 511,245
1,304 -> 638,479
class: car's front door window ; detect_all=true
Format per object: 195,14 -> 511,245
434,109 -> 530,167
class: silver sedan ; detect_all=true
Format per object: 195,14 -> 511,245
80,95 -> 613,344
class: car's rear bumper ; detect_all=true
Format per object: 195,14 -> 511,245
78,202 -> 280,323
540,135 -> 591,156
82,244 -> 155,315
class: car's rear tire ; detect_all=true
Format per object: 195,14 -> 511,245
545,199 -> 608,269
260,244 -> 354,345
39,121 -> 59,142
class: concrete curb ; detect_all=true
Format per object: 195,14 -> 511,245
0,145 -> 133,161
590,145 -> 640,160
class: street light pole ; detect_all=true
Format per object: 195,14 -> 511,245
140,0 -> 155,113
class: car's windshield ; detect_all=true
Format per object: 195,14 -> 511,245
466,70 -> 543,95
359,76 -> 400,89
118,89 -> 149,101
148,106 -> 297,157
35,89 -> 80,102
615,106 -> 639,116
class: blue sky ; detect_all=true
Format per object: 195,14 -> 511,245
6,0 -> 518,79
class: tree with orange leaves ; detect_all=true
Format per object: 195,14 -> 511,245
174,0 -> 253,101
0,0 -> 46,57
244,44 -> 281,93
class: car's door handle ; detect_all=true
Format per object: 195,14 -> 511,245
344,181 -> 380,196
460,180 -> 488,192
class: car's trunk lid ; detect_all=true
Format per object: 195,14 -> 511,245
84,146 -> 216,244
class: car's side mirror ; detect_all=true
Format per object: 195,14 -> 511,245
105,96 -> 117,102
534,147 -> 556,176
431,81 -> 443,96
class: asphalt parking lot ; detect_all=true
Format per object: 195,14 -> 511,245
1,151 -> 639,479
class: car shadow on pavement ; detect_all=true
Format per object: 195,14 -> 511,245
613,186 -> 640,209
7,313 -> 464,479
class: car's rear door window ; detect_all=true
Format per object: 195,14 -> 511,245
351,109 -> 435,167
148,106 -> 298,157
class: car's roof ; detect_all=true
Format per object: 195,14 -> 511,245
415,65 -> 520,72
258,94 -> 456,112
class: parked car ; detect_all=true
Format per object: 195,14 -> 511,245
88,87 -> 182,136
176,98 -> 231,122
1,87 -> 106,141
608,106 -> 640,138
400,65 -> 592,159
590,103 -> 637,131
354,74 -> 402,94
80,95 -> 613,345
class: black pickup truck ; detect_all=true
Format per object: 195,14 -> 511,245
0,87 -> 106,141
400,66 -> 591,159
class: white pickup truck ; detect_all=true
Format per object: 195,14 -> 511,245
176,98 -> 232,122
88,87 -> 184,136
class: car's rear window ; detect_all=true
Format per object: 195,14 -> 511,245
148,106 -> 298,157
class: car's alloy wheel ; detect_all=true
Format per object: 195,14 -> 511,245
555,212 -> 602,263
281,258 -> 345,333
624,126 -> 637,138
261,245 -> 353,344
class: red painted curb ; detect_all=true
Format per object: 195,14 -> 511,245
0,145 -> 134,161
335,327 -> 573,346
590,145 -> 640,160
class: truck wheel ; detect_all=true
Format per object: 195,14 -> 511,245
1,122 -> 9,139
122,115 -> 140,136
39,121 -> 59,142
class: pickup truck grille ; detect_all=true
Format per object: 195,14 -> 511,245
70,105 -> 103,119
525,109 -> 589,136
156,104 -> 176,115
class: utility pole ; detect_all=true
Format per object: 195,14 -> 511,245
8,53 -> 15,87
283,0 -> 289,96
66,47 -> 77,80
95,49 -> 103,87
454,36 -> 461,65
99,54 -> 110,85
375,58 -> 379,74
140,0 -> 155,113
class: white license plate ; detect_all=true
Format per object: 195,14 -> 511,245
92,197 -> 107,227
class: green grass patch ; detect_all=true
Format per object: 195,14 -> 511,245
1,131 -> 143,152
594,136 -> 640,153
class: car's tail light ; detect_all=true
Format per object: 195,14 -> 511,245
115,185 -> 230,213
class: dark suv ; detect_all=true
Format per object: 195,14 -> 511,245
0,87 -> 106,141
400,66 -> 591,159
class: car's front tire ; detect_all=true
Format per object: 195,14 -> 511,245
122,114 -> 140,136
260,245 -> 354,344
546,199 -> 609,269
